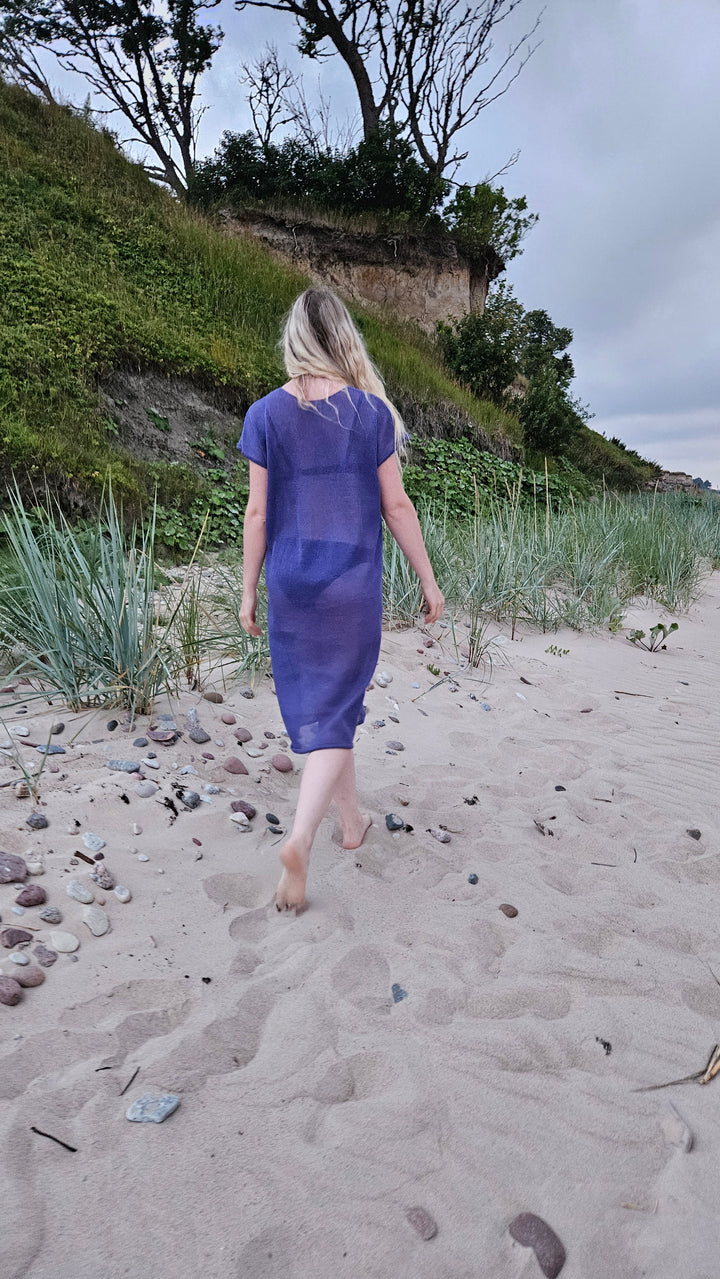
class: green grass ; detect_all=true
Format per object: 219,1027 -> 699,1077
0,81 -> 522,515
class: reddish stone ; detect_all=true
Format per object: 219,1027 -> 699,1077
15,884 -> 47,907
271,754 -> 293,773
230,800 -> 257,820
33,944 -> 58,967
0,852 -> 28,883
0,976 -> 23,1006
221,712 -> 236,725
234,727 -> 252,744
223,756 -> 248,775
14,965 -> 45,988
1,927 -> 33,948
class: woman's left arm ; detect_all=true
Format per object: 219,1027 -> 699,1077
240,461 -> 268,636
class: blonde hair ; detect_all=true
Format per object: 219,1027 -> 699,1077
281,287 -> 406,455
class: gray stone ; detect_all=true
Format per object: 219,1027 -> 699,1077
203,784 -> 220,794
49,930 -> 80,952
34,943 -> 59,967
125,1092 -> 180,1123
0,852 -> 28,883
82,905 -> 110,937
51,722 -> 65,735
39,906 -> 62,924
386,740 -> 405,751
141,757 -> 160,770
428,827 -> 451,844
36,744 -> 66,755
66,879 -> 95,904
26,813 -> 49,830
12,726 -> 30,738
133,737 -> 148,747
135,782 -> 158,798
180,790 -> 201,809
91,862 -> 115,890
239,686 -> 254,700
178,765 -> 199,776
385,814 -> 405,831
106,719 -> 118,731
107,760 -> 141,773
245,746 -> 264,758
189,727 -> 211,745
138,854 -> 150,862
82,832 -> 106,853
114,885 -> 132,903
9,952 -> 30,965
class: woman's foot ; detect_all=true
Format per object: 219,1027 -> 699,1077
275,838 -> 311,911
339,811 -> 372,850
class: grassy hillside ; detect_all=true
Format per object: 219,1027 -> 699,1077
0,81 -> 523,519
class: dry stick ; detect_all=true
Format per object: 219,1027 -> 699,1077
614,690 -> 653,697
119,1066 -> 140,1097
634,1044 -> 720,1093
411,677 -> 449,703
31,1126 -> 77,1152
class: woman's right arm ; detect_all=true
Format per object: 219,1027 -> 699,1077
378,456 -> 444,623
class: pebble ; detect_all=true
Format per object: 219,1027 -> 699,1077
114,885 -> 132,903
405,1207 -> 437,1240
375,671 -> 393,687
499,903 -> 518,918
67,879 -> 95,904
106,719 -> 118,731
554,785 -> 566,792
223,756 -> 249,775
49,930 -> 80,953
372,719 -> 386,728
141,757 -> 160,770
82,832 -> 106,853
9,952 -> 30,965
189,727 -> 211,745
234,727 -> 252,744
428,827 -> 451,843
135,782 -> 158,798
0,976 -> 23,1005
11,906 -> 25,915
34,944 -> 58,966
36,743 -> 66,755
15,884 -> 46,907
468,874 -> 479,885
26,856 -> 45,875
386,740 -> 405,751
265,812 -> 280,825
232,801 -> 257,820
239,687 -> 254,700
391,983 -> 408,1003
508,1213 -> 566,1278
147,729 -> 177,744
91,862 -> 115,890
687,829 -> 701,840
12,726 -> 30,737
82,905 -> 110,936
271,754 -> 292,773
480,701 -> 492,711
132,823 -> 142,835
138,854 -> 150,862
201,752 -> 214,760
1,927 -> 33,948
411,681 -> 420,688
133,737 -> 148,748
13,781 -> 30,799
230,812 -> 250,827
26,813 -> 49,830
245,746 -> 264,758
178,765 -> 199,776
15,964 -> 45,987
0,853 -> 28,883
180,790 -> 201,809
221,712 -> 236,725
107,760 -> 141,773
203,784 -> 220,795
126,1092 -> 180,1123
40,907 -> 62,924
202,690 -> 223,703
186,707 -> 199,724
388,714 -> 400,723
385,814 -> 405,831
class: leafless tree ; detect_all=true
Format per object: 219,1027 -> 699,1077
0,37 -> 58,102
0,0 -> 224,196
240,44 -> 300,155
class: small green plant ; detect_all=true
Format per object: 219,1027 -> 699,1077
627,622 -> 679,652
427,663 -> 440,676
190,433 -> 225,463
146,407 -> 171,433
608,609 -> 625,633
545,644 -> 570,656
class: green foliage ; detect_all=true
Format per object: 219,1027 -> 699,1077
437,283 -> 526,402
191,122 -> 448,222
627,621 -> 679,651
401,435 -> 583,519
518,367 -> 586,454
442,183 -> 538,263
545,644 -> 570,656
146,407 -> 171,432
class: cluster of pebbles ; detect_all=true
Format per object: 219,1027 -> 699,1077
0,843 -> 132,1007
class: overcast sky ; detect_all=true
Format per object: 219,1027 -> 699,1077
43,0 -> 720,481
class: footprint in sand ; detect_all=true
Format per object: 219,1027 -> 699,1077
331,944 -> 392,1012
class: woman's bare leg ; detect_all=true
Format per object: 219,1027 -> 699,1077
276,748 -> 347,910
331,752 -> 372,850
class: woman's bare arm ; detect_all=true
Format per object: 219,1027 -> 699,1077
240,461 -> 268,636
378,456 -> 444,623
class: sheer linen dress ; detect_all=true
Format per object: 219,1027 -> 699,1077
239,386 -> 396,753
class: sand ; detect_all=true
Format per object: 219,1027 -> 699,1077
2,574 -> 720,1279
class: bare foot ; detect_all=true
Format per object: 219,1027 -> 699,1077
275,838 -> 310,911
339,812 -> 372,850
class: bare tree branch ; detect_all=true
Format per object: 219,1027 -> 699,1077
240,44 -> 300,154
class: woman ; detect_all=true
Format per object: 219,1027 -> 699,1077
238,287 -> 444,911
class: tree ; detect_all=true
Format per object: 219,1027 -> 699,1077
235,0 -> 541,177
442,182 -> 538,263
437,281 -> 527,401
0,0 -> 224,196
239,44 -> 300,158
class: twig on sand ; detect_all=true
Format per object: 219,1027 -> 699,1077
31,1126 -> 77,1152
614,690 -> 653,697
119,1066 -> 140,1097
412,677 -> 449,703
590,861 -> 617,867
633,1044 -> 720,1092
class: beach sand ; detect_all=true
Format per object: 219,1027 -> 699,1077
2,575 -> 719,1279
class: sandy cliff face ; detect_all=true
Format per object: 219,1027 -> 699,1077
220,211 -> 504,331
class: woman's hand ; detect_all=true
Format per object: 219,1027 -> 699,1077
421,580 -> 445,625
239,591 -> 263,637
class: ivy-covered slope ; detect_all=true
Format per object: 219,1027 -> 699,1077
0,81 -> 521,523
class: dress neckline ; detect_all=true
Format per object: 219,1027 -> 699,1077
278,385 -> 354,404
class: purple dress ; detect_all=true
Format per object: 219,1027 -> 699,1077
238,386 -> 396,753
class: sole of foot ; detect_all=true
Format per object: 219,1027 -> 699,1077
275,841 -> 310,912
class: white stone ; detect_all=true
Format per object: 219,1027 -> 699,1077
82,905 -> 110,937
82,832 -> 106,853
138,854 -> 150,862
114,885 -> 132,903
132,823 -> 142,835
141,758 -> 160,770
9,952 -> 30,965
66,879 -> 94,904
50,930 -> 80,952
229,811 -> 250,826
12,726 -> 30,737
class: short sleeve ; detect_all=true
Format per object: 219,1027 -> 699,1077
376,400 -> 396,466
238,400 -> 267,467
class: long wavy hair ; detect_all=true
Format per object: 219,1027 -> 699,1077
281,287 -> 406,455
